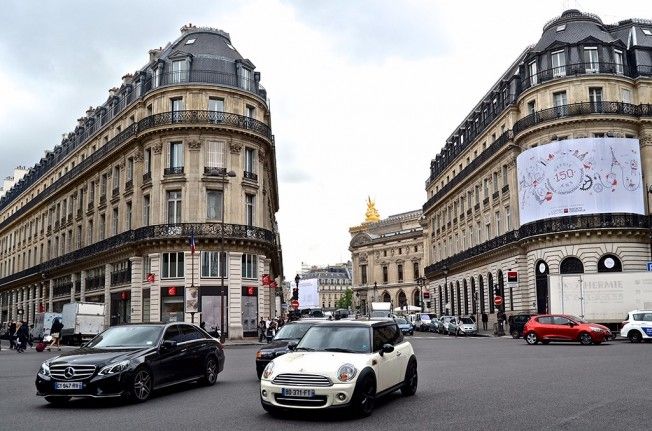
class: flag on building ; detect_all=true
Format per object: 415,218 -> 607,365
190,232 -> 196,254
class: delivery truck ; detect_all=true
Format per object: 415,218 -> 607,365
61,302 -> 106,345
549,271 -> 652,329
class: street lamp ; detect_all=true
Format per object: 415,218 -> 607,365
442,266 -> 449,315
219,169 -> 237,344
416,276 -> 426,312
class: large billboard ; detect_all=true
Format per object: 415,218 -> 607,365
517,138 -> 644,225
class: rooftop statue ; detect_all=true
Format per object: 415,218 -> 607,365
364,197 -> 380,223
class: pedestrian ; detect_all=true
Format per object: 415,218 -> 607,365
258,318 -> 266,342
200,321 -> 206,331
8,320 -> 17,350
481,312 -> 488,331
48,317 -> 63,351
16,321 -> 29,353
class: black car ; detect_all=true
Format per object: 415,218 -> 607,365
508,313 -> 536,338
35,323 -> 225,404
255,321 -> 316,378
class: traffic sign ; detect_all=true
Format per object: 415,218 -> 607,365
507,271 -> 518,282
494,296 -> 503,306
290,299 -> 299,309
647,262 -> 652,272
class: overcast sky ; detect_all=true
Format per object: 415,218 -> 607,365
0,0 -> 649,280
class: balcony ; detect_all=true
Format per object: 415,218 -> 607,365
87,201 -> 94,212
204,166 -> 227,177
243,171 -> 258,182
76,208 -> 83,219
520,61 -> 642,93
110,269 -> 131,286
125,180 -> 133,192
99,195 -> 107,206
112,187 -> 120,198
142,172 -> 152,184
164,166 -> 184,176
145,70 -> 267,102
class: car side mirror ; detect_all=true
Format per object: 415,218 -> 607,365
379,343 -> 394,356
287,341 -> 297,351
568,322 -> 576,327
161,340 -> 177,351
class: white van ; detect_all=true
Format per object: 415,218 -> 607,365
415,313 -> 436,331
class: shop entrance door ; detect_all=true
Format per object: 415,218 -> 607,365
241,296 -> 258,336
202,295 -> 226,337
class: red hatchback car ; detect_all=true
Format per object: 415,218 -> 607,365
522,314 -> 612,346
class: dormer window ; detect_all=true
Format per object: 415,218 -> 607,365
172,60 -> 188,83
614,49 -> 624,74
528,60 -> 538,86
643,29 -> 652,36
584,47 -> 599,73
551,50 -> 566,77
185,38 -> 196,45
240,67 -> 252,91
556,24 -> 566,32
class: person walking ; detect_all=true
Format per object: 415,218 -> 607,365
48,317 -> 63,351
8,320 -> 17,350
17,321 -> 30,353
258,318 -> 266,342
481,312 -> 489,331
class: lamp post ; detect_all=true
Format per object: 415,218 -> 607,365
373,281 -> 377,303
442,266 -> 449,315
416,277 -> 426,312
219,170 -> 237,344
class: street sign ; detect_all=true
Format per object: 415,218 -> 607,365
507,271 -> 518,282
290,299 -> 299,309
494,296 -> 503,306
647,262 -> 652,272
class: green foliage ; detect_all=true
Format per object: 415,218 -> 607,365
336,288 -> 353,309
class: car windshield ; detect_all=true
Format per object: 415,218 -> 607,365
419,314 -> 431,320
274,324 -> 312,340
310,310 -> 325,318
460,318 -> 474,324
395,318 -> 408,324
86,326 -> 163,348
296,326 -> 370,353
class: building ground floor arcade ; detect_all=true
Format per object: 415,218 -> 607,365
0,250 -> 279,339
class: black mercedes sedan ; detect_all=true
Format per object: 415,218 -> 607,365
255,321 -> 317,378
36,322 -> 225,404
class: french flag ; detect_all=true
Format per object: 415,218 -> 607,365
190,232 -> 196,254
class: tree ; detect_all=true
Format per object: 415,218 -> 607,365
336,288 -> 353,309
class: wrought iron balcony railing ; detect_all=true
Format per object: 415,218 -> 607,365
520,61 -> 639,92
164,166 -> 184,176
142,172 -> 152,183
424,213 -> 649,277
243,171 -> 258,181
204,166 -> 227,176
0,222 -> 276,287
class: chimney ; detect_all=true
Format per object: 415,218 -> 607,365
85,106 -> 94,117
149,48 -> 162,62
108,87 -> 119,97
121,73 -> 133,85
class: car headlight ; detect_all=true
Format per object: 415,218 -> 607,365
38,361 -> 51,377
98,360 -> 130,375
337,364 -> 357,382
262,361 -> 274,379
590,327 -> 604,333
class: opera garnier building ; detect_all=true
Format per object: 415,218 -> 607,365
0,24 -> 282,339
422,10 -> 652,327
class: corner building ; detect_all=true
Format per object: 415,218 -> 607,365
0,25 -> 283,339
422,10 -> 652,324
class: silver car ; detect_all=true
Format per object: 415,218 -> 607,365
438,316 -> 454,334
448,316 -> 478,336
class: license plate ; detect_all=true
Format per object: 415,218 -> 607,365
281,388 -> 315,397
55,382 -> 83,390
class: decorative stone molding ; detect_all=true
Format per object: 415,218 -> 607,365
640,134 -> 652,146
188,140 -> 201,151
152,143 -> 163,155
133,150 -> 144,163
229,141 -> 242,154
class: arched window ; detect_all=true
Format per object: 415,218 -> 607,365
382,291 -> 391,303
560,257 -> 584,274
535,260 -> 549,314
498,270 -> 507,311
488,273 -> 495,313
398,290 -> 407,309
471,277 -> 477,314
479,275 -> 485,314
598,254 -> 622,272
438,286 -> 443,315
456,281 -> 462,316
413,290 -> 420,307
463,279 -> 469,315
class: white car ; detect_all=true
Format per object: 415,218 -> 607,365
620,310 -> 652,343
260,320 -> 417,417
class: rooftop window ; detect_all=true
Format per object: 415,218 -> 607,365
643,29 -> 652,36
556,24 -> 566,32
185,38 -> 196,45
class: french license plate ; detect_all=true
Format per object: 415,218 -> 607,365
55,382 -> 83,390
281,388 -> 315,398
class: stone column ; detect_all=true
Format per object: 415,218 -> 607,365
80,270 -> 87,301
148,253 -> 161,322
27,285 -> 33,324
70,273 -> 77,303
130,256 -> 143,323
104,263 -> 113,327
10,290 -> 16,320
228,252 -> 243,339
183,251 -> 200,323
21,287 -> 26,318
48,280 -> 54,312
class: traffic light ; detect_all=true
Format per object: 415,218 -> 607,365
494,286 -> 501,296
292,288 -> 299,301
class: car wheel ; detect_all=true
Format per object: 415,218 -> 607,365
203,356 -> 219,386
511,330 -> 519,339
629,331 -> 643,344
579,332 -> 593,346
352,374 -> 376,417
525,332 -> 538,345
45,396 -> 70,405
129,367 -> 153,403
401,360 -> 418,396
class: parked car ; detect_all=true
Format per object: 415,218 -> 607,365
414,313 -> 435,331
620,310 -> 652,343
260,320 -> 417,417
448,316 -> 477,336
438,316 -> 455,334
394,317 -> 414,336
523,314 -> 612,346
256,321 -> 317,378
427,318 -> 441,333
35,323 -> 225,404
508,312 -> 536,338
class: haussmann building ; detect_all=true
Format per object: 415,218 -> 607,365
0,24 -> 283,339
421,10 -> 652,326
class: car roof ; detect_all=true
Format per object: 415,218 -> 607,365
312,319 -> 395,328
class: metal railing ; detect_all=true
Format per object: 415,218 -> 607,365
424,213 -> 649,277
243,171 -> 258,181
204,166 -> 227,176
164,167 -> 184,176
520,61 -> 636,92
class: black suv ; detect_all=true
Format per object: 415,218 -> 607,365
508,313 -> 536,338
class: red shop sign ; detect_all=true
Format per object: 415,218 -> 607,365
168,286 -> 177,296
120,291 -> 130,301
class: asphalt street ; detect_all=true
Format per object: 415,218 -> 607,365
0,334 -> 650,431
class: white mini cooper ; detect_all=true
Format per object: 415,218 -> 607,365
260,320 -> 417,417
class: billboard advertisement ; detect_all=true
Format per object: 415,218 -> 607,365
517,138 -> 644,225
298,278 -> 320,309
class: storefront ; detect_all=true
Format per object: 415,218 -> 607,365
161,286 -> 184,323
242,286 -> 258,337
110,291 -> 131,326
200,286 -> 227,336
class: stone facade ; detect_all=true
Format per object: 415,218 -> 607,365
0,25 -> 283,339
300,262 -> 352,310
